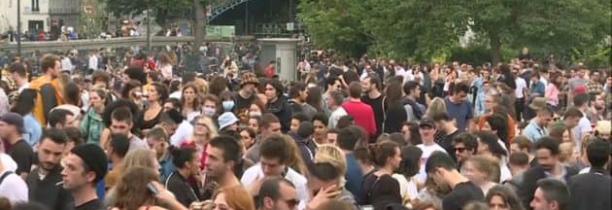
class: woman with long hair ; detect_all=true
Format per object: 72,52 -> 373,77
393,145 -> 422,207
384,80 -> 407,134
81,88 -> 108,145
486,185 -> 525,210
180,83 -> 201,121
111,167 -> 187,210
306,86 -> 324,112
181,116 -> 218,171
140,82 -> 168,133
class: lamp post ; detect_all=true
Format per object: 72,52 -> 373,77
17,0 -> 22,56
146,4 -> 151,52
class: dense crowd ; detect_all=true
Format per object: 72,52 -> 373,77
0,49 -> 609,210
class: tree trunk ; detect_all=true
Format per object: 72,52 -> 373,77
193,0 -> 206,50
490,31 -> 502,65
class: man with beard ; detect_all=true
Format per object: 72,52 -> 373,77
26,128 -> 72,210
31,54 -> 64,125
518,137 -> 577,209
361,74 -> 384,138
587,92 -> 607,122
204,135 -> 242,189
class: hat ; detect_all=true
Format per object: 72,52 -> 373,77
574,85 -> 587,95
419,117 -> 435,128
71,144 -> 108,183
240,72 -> 260,87
595,121 -> 611,135
529,97 -> 547,111
218,112 -> 239,130
0,112 -> 25,133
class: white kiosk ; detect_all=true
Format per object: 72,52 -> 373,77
257,38 -> 300,81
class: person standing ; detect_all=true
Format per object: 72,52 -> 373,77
518,137 -> 577,209
61,144 -> 108,210
361,75 -> 385,137
571,94 -> 593,145
342,82 -> 377,139
165,147 -> 201,207
523,104 -> 553,143
205,135 -> 242,189
30,54 -> 64,125
445,82 -> 473,131
568,140 -> 611,210
26,128 -> 72,210
0,113 -> 34,179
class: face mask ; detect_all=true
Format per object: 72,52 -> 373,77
202,107 -> 216,117
222,101 -> 235,111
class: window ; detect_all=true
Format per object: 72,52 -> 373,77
32,0 -> 39,12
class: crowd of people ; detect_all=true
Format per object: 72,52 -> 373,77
0,48 -> 609,210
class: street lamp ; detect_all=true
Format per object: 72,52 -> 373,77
17,0 -> 22,56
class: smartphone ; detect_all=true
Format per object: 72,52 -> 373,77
147,182 -> 159,195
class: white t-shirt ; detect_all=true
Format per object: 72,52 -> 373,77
0,154 -> 17,172
0,170 -> 29,204
515,77 -> 528,99
170,120 -> 194,147
241,163 -> 309,210
392,174 -> 418,204
416,143 -> 447,183
573,114 -> 593,146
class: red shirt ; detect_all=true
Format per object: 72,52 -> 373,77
342,100 -> 377,137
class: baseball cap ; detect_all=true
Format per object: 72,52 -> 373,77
0,113 -> 25,134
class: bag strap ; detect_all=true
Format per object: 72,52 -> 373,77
0,171 -> 14,186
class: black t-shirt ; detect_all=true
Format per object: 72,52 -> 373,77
7,139 -> 34,175
362,94 -> 384,137
442,181 -> 485,210
75,199 -> 102,210
235,91 -> 256,112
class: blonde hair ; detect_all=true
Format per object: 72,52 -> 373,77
193,116 -> 218,141
119,149 -> 158,173
425,97 -> 447,118
314,145 -> 347,175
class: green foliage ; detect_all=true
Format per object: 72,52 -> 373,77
299,0 -> 611,65
103,0 -> 204,26
298,0 -> 373,57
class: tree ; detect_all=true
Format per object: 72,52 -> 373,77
299,0 -> 611,64
298,0 -> 373,57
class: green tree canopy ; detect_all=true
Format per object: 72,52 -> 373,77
299,0 -> 611,65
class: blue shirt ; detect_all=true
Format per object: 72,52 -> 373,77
531,81 -> 545,97
523,120 -> 548,143
345,153 -> 365,204
23,114 -> 42,147
445,97 -> 473,131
